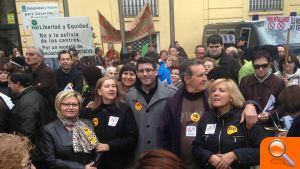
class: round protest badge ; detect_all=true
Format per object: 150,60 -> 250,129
135,102 -> 143,111
191,112 -> 201,122
92,118 -> 99,127
227,125 -> 238,135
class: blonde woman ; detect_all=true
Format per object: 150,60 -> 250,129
193,78 -> 267,169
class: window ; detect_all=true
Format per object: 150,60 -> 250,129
123,0 -> 158,17
249,0 -> 283,12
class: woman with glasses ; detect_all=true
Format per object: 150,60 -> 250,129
87,76 -> 138,169
41,90 -> 97,169
274,54 -> 300,86
239,49 -> 286,128
170,64 -> 183,89
0,133 -> 36,169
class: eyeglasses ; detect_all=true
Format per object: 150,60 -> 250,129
137,68 -> 154,74
253,63 -> 269,69
61,103 -> 79,107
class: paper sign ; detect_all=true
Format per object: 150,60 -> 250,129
21,3 -> 59,29
30,17 -> 94,58
186,126 -> 197,137
205,124 -> 216,134
291,16 -> 300,31
264,16 -> 291,31
221,34 -> 236,44
262,94 -> 276,112
108,116 -> 119,126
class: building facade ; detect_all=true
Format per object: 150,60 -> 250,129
1,0 -> 299,57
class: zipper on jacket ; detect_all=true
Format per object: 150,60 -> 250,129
218,118 -> 225,154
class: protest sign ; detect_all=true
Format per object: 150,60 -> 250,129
264,16 -> 291,31
30,17 -> 94,58
21,3 -> 59,29
291,16 -> 300,31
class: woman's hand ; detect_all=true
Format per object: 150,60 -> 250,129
85,162 -> 97,169
216,151 -> 237,169
258,112 -> 269,122
86,101 -> 94,109
95,143 -> 110,152
208,154 -> 222,167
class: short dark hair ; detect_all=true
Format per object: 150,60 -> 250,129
119,62 -> 137,80
252,50 -> 272,63
206,66 -> 230,81
138,53 -> 158,69
180,60 -> 202,84
279,85 -> 300,115
207,34 -> 223,46
170,63 -> 181,72
81,66 -> 103,87
8,71 -> 31,87
194,45 -> 205,53
95,47 -> 101,54
58,50 -> 71,60
69,48 -> 78,57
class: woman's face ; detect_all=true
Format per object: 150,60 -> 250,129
170,69 -> 180,84
166,57 -> 173,68
121,71 -> 136,87
211,82 -> 231,110
160,52 -> 168,62
0,70 -> 9,82
98,79 -> 117,104
60,96 -> 80,119
284,57 -> 296,74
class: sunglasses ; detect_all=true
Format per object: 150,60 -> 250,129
253,63 -> 269,69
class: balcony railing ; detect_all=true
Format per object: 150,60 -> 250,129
249,0 -> 283,12
123,0 -> 158,17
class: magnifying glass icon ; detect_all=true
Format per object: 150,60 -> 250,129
268,139 -> 295,167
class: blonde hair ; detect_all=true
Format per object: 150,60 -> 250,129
55,90 -> 83,117
0,133 -> 33,169
208,78 -> 244,108
93,76 -> 119,110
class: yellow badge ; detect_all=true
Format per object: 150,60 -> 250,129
191,112 -> 201,122
227,125 -> 238,135
135,102 -> 143,110
92,118 -> 99,127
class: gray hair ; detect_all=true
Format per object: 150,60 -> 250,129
27,46 -> 44,58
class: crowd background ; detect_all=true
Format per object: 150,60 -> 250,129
0,33 -> 300,169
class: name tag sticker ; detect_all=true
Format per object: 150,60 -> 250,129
108,116 -> 119,127
205,124 -> 216,134
186,126 -> 197,137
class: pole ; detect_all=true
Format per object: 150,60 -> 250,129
118,0 -> 127,54
283,29 -> 291,77
169,0 -> 175,45
62,0 -> 70,17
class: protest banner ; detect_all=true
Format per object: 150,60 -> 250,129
30,17 -> 94,58
291,16 -> 300,31
98,3 -> 155,43
264,16 -> 291,31
21,3 -> 59,29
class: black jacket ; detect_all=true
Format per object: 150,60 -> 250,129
192,108 -> 267,169
87,103 -> 138,169
55,67 -> 83,93
41,119 -> 94,169
9,87 -> 46,161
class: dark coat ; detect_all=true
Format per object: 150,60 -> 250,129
287,116 -> 300,137
27,63 -> 58,123
9,87 -> 46,161
218,51 -> 240,83
239,74 -> 286,122
41,119 -> 94,169
157,87 -> 210,156
192,108 -> 267,169
0,94 -> 10,132
87,103 -> 138,169
55,67 -> 83,93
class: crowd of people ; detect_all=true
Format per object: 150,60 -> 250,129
0,33 -> 300,169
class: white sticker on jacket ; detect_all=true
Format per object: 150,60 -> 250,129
205,124 -> 216,134
186,126 -> 197,137
108,116 -> 119,126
